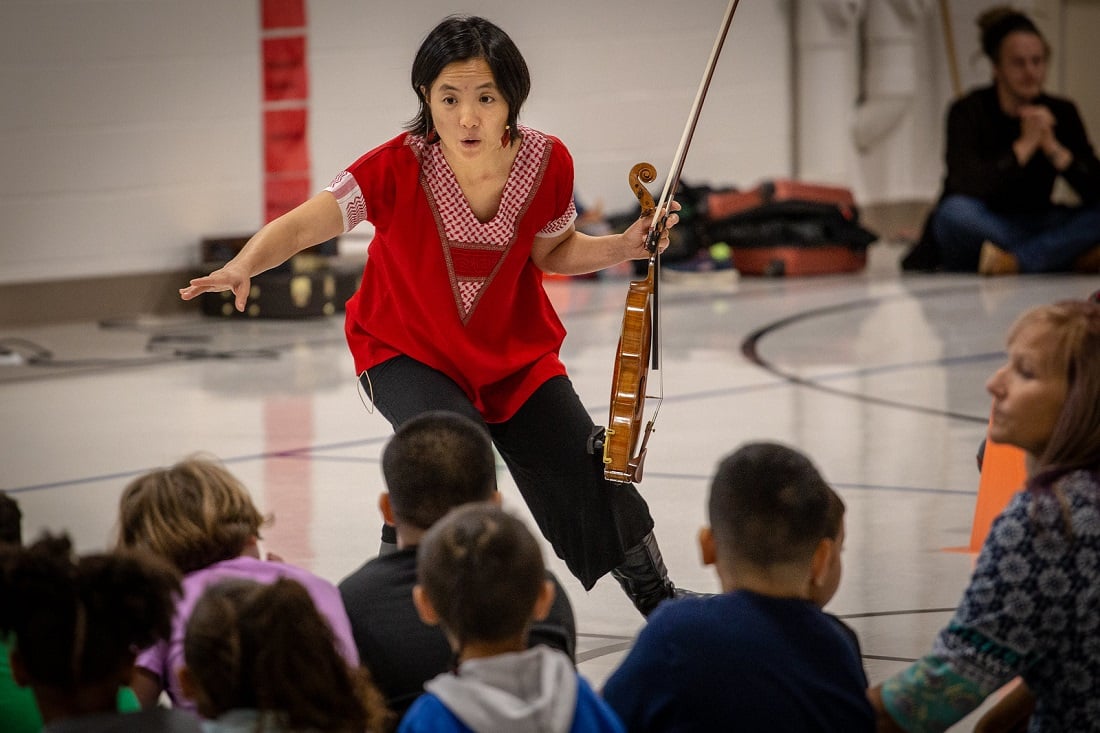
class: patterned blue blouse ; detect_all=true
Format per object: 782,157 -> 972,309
881,469 -> 1100,731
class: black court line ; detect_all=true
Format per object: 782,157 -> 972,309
740,289 -> 994,425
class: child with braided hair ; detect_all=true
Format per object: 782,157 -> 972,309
0,533 -> 199,732
180,577 -> 393,732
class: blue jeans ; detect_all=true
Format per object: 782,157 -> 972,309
931,194 -> 1100,272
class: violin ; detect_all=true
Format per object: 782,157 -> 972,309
602,0 -> 741,483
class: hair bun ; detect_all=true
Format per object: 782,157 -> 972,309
977,5 -> 1042,61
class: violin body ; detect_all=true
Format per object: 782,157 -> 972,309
604,264 -> 655,483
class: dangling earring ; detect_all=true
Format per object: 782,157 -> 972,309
425,109 -> 438,143
500,124 -> 511,148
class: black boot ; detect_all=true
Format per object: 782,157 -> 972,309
610,531 -> 676,617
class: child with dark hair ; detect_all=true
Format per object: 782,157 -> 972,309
399,504 -> 622,733
602,442 -> 873,732
180,577 -> 393,733
339,411 -> 576,719
115,455 -> 358,711
0,534 -> 199,732
0,498 -> 147,733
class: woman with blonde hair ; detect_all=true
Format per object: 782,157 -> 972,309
871,299 -> 1100,731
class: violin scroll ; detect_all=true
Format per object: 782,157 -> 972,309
628,163 -> 658,217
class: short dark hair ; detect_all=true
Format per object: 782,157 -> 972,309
708,442 -> 832,567
977,6 -> 1047,63
0,492 -> 21,546
406,15 -> 530,138
381,411 -> 497,530
417,504 -> 544,647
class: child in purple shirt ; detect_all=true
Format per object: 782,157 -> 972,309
115,455 -> 357,712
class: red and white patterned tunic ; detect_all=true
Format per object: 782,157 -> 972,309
327,126 -> 578,423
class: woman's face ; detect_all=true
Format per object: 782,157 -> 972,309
422,58 -> 510,161
986,322 -> 1068,458
994,31 -> 1047,107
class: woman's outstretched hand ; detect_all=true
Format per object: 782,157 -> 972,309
179,263 -> 252,313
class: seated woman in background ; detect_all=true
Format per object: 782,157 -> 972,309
180,577 -> 393,733
114,455 -> 358,711
870,299 -> 1100,731
0,534 -> 199,732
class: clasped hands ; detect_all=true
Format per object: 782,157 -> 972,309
1019,105 -> 1072,169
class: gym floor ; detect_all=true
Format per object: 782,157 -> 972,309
3,242 -> 1095,729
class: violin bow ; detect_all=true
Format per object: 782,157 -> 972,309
603,0 -> 740,484
652,0 -> 739,361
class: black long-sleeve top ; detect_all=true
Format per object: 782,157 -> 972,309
942,85 -> 1100,212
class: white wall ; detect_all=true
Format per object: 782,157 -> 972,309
1,0 -> 1095,287
0,0 -> 791,286
0,0 -> 262,285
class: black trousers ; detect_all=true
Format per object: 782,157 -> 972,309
363,356 -> 655,589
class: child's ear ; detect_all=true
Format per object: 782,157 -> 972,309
178,665 -> 199,702
809,537 -> 835,588
378,493 -> 396,525
9,647 -> 29,686
178,665 -> 216,719
242,535 -> 261,559
412,584 -> 440,626
531,579 -> 556,622
698,526 -> 717,566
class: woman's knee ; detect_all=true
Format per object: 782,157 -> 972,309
932,195 -> 987,230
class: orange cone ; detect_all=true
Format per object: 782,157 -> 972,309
969,427 -> 1028,552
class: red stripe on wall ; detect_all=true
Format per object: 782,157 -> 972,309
261,0 -> 309,223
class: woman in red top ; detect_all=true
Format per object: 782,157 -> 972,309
181,15 -> 683,615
